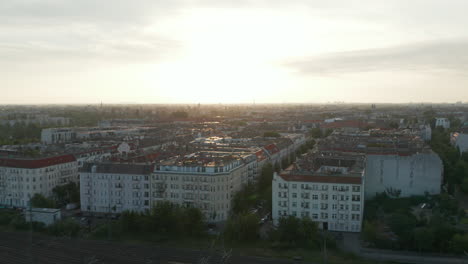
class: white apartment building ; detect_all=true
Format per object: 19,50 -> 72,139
151,153 -> 253,222
272,152 -> 365,232
451,131 -> 468,154
435,118 -> 450,129
0,155 -> 78,207
41,128 -> 75,144
80,163 -> 153,213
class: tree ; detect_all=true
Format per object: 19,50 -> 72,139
224,213 -> 260,242
273,216 -> 320,249
231,184 -> 257,214
414,227 -> 434,252
52,182 -> 80,206
452,233 -> 468,254
362,221 -> 378,245
388,212 -> 417,249
258,163 -> 274,192
460,177 -> 468,194
30,194 -> 56,208
263,131 -> 281,138
309,128 -> 323,138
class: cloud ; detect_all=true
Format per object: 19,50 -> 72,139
282,39 -> 468,75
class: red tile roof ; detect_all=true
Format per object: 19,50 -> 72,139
255,150 -> 267,161
264,143 -> 280,155
0,155 -> 77,169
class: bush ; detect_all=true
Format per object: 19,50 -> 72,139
47,218 -> 81,237
271,216 -> 320,249
224,213 -> 260,243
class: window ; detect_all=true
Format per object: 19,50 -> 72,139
292,184 -> 297,189
292,193 -> 297,198
292,202 -> 297,207
352,204 -> 360,211
352,186 -> 360,192
321,185 -> 328,191
312,194 -> 318,200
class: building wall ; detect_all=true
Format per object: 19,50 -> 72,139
0,161 -> 78,207
452,133 -> 468,154
272,173 -> 365,233
41,128 -> 75,144
80,171 -> 150,213
364,153 -> 442,199
435,118 -> 450,129
25,209 -> 61,226
150,164 -> 248,222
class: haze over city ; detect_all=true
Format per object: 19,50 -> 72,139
2,0 -> 468,104
3,2 -> 468,264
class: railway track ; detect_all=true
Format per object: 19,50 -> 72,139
0,231 -> 298,264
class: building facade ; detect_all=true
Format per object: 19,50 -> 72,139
80,163 -> 153,213
272,152 -> 365,232
435,118 -> 450,129
151,153 -> 253,222
0,155 -> 78,207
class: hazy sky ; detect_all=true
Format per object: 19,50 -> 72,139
1,0 -> 468,104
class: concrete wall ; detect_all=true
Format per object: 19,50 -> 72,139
365,153 -> 442,199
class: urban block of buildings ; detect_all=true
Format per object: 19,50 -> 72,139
273,151 -> 365,232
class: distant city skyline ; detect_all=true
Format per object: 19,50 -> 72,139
2,0 -> 468,104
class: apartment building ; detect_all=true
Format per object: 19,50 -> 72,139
317,130 -> 443,199
151,153 -> 254,222
272,151 -> 365,232
0,155 -> 78,207
41,128 -> 75,144
80,163 -> 153,213
435,118 -> 450,129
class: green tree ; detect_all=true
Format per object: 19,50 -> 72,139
52,182 -> 80,206
460,177 -> 468,194
30,194 -> 56,208
452,233 -> 468,254
362,221 -> 378,245
263,131 -> 281,138
309,128 -> 323,138
224,213 -> 260,242
273,216 -> 320,249
414,227 -> 434,252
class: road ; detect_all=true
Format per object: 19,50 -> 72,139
0,231 -> 308,264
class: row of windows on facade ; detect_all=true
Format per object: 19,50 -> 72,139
155,162 -> 242,173
85,181 -> 234,192
88,174 -> 235,183
278,192 -> 361,201
278,201 -> 361,211
153,174 -> 234,182
2,164 -> 76,174
3,172 -> 74,182
89,190 -> 225,201
278,211 -> 361,221
278,183 -> 361,192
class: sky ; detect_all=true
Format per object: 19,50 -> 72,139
1,0 -> 468,104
